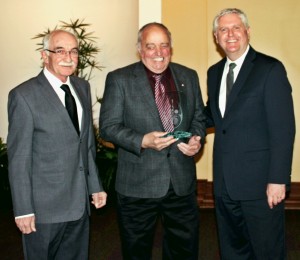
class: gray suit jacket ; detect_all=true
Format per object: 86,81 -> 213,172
100,62 -> 206,198
7,71 -> 103,223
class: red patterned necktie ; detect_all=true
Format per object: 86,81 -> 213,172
154,74 -> 174,132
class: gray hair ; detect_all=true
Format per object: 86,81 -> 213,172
43,29 -> 78,52
213,8 -> 250,32
137,22 -> 172,50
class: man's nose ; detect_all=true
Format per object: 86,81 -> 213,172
64,51 -> 72,61
228,28 -> 234,36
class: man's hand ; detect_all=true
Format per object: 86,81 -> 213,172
266,183 -> 286,209
15,216 -> 36,234
177,136 -> 201,156
142,131 -> 177,151
92,192 -> 107,209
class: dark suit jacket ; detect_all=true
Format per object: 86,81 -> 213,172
100,62 -> 206,198
7,71 -> 103,223
206,46 -> 295,200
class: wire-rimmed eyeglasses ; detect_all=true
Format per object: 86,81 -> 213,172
45,49 -> 79,57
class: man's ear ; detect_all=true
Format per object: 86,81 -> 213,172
247,27 -> 251,41
41,50 -> 49,64
214,33 -> 219,44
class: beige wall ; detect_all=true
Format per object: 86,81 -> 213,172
1,0 -> 299,181
139,0 -> 162,27
0,0 -> 139,139
163,0 -> 300,181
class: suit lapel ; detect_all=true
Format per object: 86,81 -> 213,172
70,78 -> 87,137
214,61 -> 226,119
37,72 -> 65,111
37,72 -> 81,136
224,48 -> 256,117
170,65 -> 185,94
133,62 -> 160,119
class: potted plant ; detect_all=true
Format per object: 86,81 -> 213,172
94,127 -> 118,194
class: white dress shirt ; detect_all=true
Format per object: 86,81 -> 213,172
43,67 -> 83,130
219,45 -> 250,117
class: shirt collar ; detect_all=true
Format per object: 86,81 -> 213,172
226,44 -> 250,68
143,65 -> 172,83
43,67 -> 71,89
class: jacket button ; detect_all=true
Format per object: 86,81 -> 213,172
167,153 -> 170,157
222,130 -> 226,134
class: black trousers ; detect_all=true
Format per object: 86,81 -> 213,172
215,190 -> 286,260
22,211 -> 89,260
117,186 -> 199,260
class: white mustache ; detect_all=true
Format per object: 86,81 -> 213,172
58,61 -> 75,67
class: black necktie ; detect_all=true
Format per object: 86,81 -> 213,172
60,84 -> 80,135
226,63 -> 237,103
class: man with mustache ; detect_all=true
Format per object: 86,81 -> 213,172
205,8 -> 295,259
7,29 -> 107,260
100,22 -> 206,259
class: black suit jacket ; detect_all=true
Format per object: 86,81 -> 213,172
206,46 -> 295,200
100,62 -> 206,198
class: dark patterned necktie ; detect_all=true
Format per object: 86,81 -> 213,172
154,74 -> 174,132
226,63 -> 237,103
61,84 -> 80,135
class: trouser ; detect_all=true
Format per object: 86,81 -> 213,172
215,191 -> 286,260
22,211 -> 89,260
117,186 -> 199,260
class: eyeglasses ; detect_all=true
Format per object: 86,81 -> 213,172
45,49 -> 79,57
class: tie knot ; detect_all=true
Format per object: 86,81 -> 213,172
229,63 -> 236,70
153,74 -> 163,83
61,84 -> 71,93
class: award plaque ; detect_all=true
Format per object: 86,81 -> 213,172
161,131 -> 192,139
158,79 -> 191,139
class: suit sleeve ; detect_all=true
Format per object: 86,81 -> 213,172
7,90 -> 34,217
264,61 -> 295,184
204,68 -> 215,128
188,70 -> 207,142
86,83 -> 104,194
